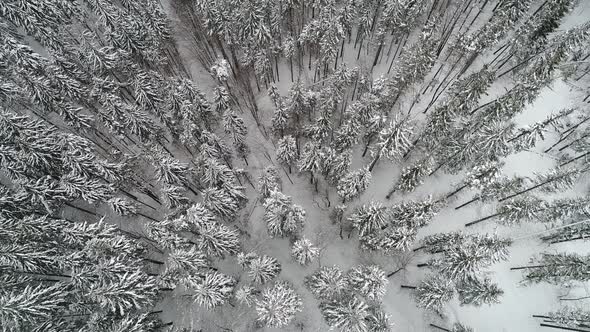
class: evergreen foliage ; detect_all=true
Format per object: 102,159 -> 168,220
255,281 -> 303,328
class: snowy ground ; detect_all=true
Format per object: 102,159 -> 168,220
154,1 -> 590,331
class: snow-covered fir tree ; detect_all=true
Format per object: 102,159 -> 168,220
347,265 -> 389,302
387,158 -> 432,197
186,271 -> 236,309
305,266 -> 349,301
518,252 -> 590,284
258,166 -> 281,199
291,237 -> 320,265
263,190 -> 306,237
544,306 -> 590,329
413,274 -> 455,313
255,281 -> 302,328
457,276 -> 504,306
429,233 -> 511,281
243,253 -> 282,285
337,167 -> 372,202
276,135 -> 298,173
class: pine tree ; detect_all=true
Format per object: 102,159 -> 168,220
87,270 -> 158,315
107,197 -> 138,216
291,237 -> 320,265
455,0 -> 531,60
334,117 -> 361,152
321,147 -> 352,186
417,232 -> 467,254
161,185 -> 189,209
223,109 -> 247,148
466,196 -> 545,227
384,20 -> 439,107
389,198 -> 442,229
258,166 -> 281,199
320,296 -> 370,332
369,115 -> 413,171
337,167 -> 372,203
0,283 -> 66,329
545,306 -> 590,329
263,190 -> 305,237
186,271 -> 236,309
298,141 -> 322,185
305,266 -> 349,301
349,201 -> 389,238
247,254 -> 282,285
457,276 -> 503,306
447,161 -> 504,199
413,274 -> 454,313
235,285 -> 257,306
517,252 -> 590,284
508,0 -> 577,64
388,158 -> 432,197
255,281 -> 303,328
366,305 -> 392,332
183,204 -> 240,256
165,245 -> 210,278
272,103 -> 290,137
429,234 -> 511,281
202,187 -> 240,220
276,135 -> 298,173
347,265 -> 389,302
201,158 -> 235,188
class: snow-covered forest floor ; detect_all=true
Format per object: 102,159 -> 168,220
2,0 -> 590,332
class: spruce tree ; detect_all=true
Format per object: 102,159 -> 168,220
337,167 -> 372,203
276,135 -> 298,173
413,274 -> 454,313
347,265 -> 389,302
255,281 -> 302,328
305,266 -> 349,301
516,252 -> 590,284
186,271 -> 236,309
457,276 -> 504,306
291,237 -> 320,265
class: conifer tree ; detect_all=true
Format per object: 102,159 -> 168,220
349,201 -> 389,238
298,141 -> 322,185
258,166 -> 281,199
244,254 -> 282,285
202,187 -> 240,220
516,252 -> 590,284
321,147 -> 352,186
276,135 -> 298,173
186,271 -> 236,309
305,266 -> 349,301
369,115 -> 413,171
0,283 -> 66,330
235,285 -> 257,306
387,158 -> 432,198
337,167 -> 372,203
429,234 -> 511,281
291,237 -> 320,265
347,265 -> 389,302
544,306 -> 590,329
255,281 -> 302,328
263,190 -> 305,237
320,296 -> 370,332
417,232 -> 466,254
413,274 -> 454,313
457,276 -> 503,306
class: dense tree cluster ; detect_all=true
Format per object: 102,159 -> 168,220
3,0 -> 590,331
